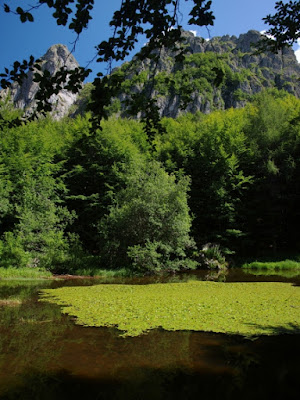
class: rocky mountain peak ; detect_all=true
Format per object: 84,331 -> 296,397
42,44 -> 79,74
236,30 -> 262,52
3,44 -> 80,119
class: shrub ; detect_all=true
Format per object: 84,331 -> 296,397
199,243 -> 227,270
0,232 -> 31,269
128,241 -> 198,274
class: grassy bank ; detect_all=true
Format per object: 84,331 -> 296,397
0,267 -> 52,280
2,258 -> 300,280
241,259 -> 300,271
0,266 -> 131,280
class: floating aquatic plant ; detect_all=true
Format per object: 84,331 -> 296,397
40,281 -> 300,337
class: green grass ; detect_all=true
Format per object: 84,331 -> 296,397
241,259 -> 300,270
0,267 -> 52,280
0,266 -> 130,280
40,281 -> 300,338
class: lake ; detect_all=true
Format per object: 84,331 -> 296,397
0,269 -> 299,400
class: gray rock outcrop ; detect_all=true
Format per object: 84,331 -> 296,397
3,44 -> 79,119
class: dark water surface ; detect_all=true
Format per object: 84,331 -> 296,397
0,269 -> 299,400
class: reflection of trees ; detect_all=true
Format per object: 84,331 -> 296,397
0,301 -> 68,367
53,329 -> 193,379
0,280 -> 52,301
0,282 -> 70,394
0,327 -> 236,400
1,319 -> 300,400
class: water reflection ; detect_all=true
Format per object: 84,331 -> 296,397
0,271 -> 300,399
0,284 -> 71,396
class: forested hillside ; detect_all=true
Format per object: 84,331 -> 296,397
1,88 -> 299,274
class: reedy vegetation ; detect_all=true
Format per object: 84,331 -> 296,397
0,89 -> 299,274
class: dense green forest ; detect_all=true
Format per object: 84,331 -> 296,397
0,88 -> 299,274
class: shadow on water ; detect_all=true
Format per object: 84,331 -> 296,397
0,368 -> 249,400
0,329 -> 299,400
245,322 -> 300,335
0,271 -> 300,400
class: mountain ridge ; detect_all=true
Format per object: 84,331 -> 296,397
110,29 -> 300,118
2,30 -> 300,119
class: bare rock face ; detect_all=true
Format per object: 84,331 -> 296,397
5,44 -> 80,119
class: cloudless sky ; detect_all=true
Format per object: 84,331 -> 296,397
0,0 -> 299,82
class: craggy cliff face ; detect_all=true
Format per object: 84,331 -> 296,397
109,29 -> 300,118
4,44 -> 79,119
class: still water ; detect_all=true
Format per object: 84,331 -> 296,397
0,269 -> 299,400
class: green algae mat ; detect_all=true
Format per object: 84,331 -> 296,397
40,281 -> 300,337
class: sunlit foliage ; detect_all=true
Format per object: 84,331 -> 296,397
0,89 -> 299,273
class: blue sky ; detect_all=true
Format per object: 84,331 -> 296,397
0,0 -> 299,81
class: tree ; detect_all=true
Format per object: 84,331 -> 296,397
0,117 -> 75,270
255,1 -> 300,53
63,117 -> 148,252
240,89 -> 300,254
99,160 -> 197,273
1,1 -> 299,134
155,108 -> 253,253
